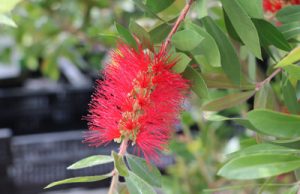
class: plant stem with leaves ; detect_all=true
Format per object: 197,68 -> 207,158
108,138 -> 128,194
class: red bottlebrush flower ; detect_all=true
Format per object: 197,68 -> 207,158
85,43 -> 189,161
263,0 -> 300,13
263,0 -> 283,12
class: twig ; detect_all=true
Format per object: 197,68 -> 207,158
255,68 -> 282,91
161,0 -> 195,53
108,138 -> 128,194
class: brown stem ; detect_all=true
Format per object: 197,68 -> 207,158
161,0 -> 195,53
108,138 -> 129,194
255,68 -> 282,91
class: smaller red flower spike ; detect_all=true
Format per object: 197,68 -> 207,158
263,0 -> 300,13
85,43 -> 189,161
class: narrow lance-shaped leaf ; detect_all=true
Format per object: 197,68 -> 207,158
67,155 -> 113,170
115,22 -> 137,50
171,29 -> 204,51
221,0 -> 261,59
284,65 -> 300,80
228,143 -> 300,159
149,21 -> 172,44
252,19 -> 291,52
282,77 -> 300,114
129,20 -> 152,49
276,5 -> 300,23
125,171 -> 156,194
112,151 -> 129,177
248,109 -> 300,138
202,16 -> 242,85
218,154 -> 300,180
275,47 -> 300,68
185,21 -> 221,67
236,0 -> 263,19
202,73 -> 255,90
132,0 -> 165,21
278,21 -> 300,40
145,0 -> 175,13
182,66 -> 209,99
170,52 -> 191,73
44,174 -> 111,189
202,91 -> 255,112
127,154 -> 162,187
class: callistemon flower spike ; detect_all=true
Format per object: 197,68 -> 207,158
263,0 -> 300,13
85,43 -> 189,161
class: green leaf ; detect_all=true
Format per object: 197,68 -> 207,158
67,155 -> 113,170
125,171 -> 156,194
0,14 -> 16,27
248,109 -> 300,138
221,0 -> 261,59
202,73 -> 255,90
205,115 -> 260,132
228,143 -> 299,159
236,0 -> 263,19
202,91 -> 255,112
44,174 -> 111,189
186,22 -> 221,67
282,77 -> 300,114
182,66 -> 209,99
132,0 -> 164,21
278,21 -> 300,40
196,0 -> 208,19
171,29 -> 204,51
149,21 -> 172,44
202,16 -> 242,85
218,154 -> 300,180
129,20 -> 152,49
170,52 -> 191,73
275,47 -> 300,68
284,65 -> 300,80
252,19 -> 291,51
0,0 -> 22,13
276,5 -> 300,23
145,0 -> 175,13
127,154 -> 162,187
112,151 -> 129,177
254,83 -> 279,110
115,22 -> 137,49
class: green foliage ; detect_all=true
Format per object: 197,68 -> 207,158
171,29 -> 204,51
112,151 -> 129,177
248,109 -> 300,138
221,0 -> 261,59
23,0 -> 300,192
202,16 -> 242,85
218,154 -> 300,180
125,171 -> 156,194
45,174 -> 111,189
276,47 -> 300,67
67,155 -> 113,170
202,91 -> 255,112
183,66 -> 209,99
127,154 -> 162,187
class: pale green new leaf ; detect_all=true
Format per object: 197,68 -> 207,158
67,155 -> 113,170
125,171 -> 156,194
127,154 -> 162,187
44,174 -> 111,189
0,14 -> 16,27
171,29 -> 204,51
